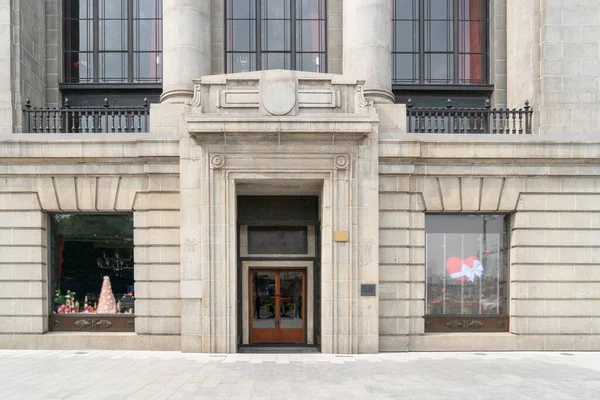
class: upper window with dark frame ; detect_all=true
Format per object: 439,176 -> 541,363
392,0 -> 488,85
64,0 -> 163,84
226,0 -> 326,73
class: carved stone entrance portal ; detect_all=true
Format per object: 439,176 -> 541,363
179,70 -> 380,354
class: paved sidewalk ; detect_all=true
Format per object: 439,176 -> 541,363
0,350 -> 599,400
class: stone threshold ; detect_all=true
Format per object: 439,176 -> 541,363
238,344 -> 319,354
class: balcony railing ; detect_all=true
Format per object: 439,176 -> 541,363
23,98 -> 150,133
406,99 -> 533,134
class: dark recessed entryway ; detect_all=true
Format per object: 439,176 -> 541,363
237,196 -> 321,352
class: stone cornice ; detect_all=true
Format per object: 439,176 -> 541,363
186,115 -> 377,138
0,134 -> 179,160
379,134 -> 600,162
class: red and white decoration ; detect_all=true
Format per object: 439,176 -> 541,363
96,276 -> 117,314
57,304 -> 72,314
445,256 -> 484,283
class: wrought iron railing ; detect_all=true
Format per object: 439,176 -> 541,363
23,98 -> 150,133
406,99 -> 533,134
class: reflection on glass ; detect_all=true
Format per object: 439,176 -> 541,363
134,20 -> 160,52
230,53 -> 256,73
394,21 -> 418,53
394,53 -> 419,84
296,53 -> 320,73
425,215 -> 508,316
74,0 -> 93,18
458,53 -> 484,84
459,0 -> 484,20
64,20 -> 93,52
100,19 -> 127,51
50,214 -> 135,316
279,272 -> 303,329
65,52 -> 94,83
134,52 -> 162,82
424,0 -> 453,20
425,53 -> 453,83
262,0 -> 290,19
228,20 -> 256,52
297,0 -> 324,18
262,20 -> 291,51
424,21 -> 453,52
252,272 -> 276,329
100,0 -> 127,19
134,0 -> 162,19
262,53 -> 291,70
394,0 -> 418,19
227,0 -> 256,19
100,52 -> 128,82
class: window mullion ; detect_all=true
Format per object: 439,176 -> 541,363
419,0 -> 424,84
128,0 -> 134,82
93,0 -> 99,83
484,0 -> 489,84
453,0 -> 459,84
256,0 -> 262,70
290,0 -> 296,70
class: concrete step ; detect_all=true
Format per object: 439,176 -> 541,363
238,345 -> 319,353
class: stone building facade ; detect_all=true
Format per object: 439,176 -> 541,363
1,0 -> 600,353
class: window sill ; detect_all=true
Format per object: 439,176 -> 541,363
392,84 -> 494,92
425,315 -> 509,333
43,331 -> 138,336
421,332 -> 515,336
49,315 -> 135,332
60,83 -> 162,90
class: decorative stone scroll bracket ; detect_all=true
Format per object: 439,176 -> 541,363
356,84 -> 374,109
186,83 -> 202,107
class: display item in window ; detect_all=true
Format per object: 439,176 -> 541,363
445,256 -> 484,283
53,278 -> 134,315
97,276 -> 117,314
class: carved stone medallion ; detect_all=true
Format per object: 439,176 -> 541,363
210,154 -> 225,169
334,155 -> 350,170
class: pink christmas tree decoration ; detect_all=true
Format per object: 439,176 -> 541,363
96,276 -> 117,314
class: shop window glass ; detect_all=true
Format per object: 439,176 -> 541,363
425,214 -> 509,332
49,214 -> 135,332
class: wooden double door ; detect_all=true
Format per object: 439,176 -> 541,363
250,269 -> 305,344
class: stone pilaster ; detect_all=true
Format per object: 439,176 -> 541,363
343,0 -> 394,104
161,0 -> 212,104
0,0 -> 47,133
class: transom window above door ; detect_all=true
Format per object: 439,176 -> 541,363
226,0 -> 327,73
392,0 -> 488,85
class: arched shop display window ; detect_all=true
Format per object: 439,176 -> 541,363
49,213 -> 135,332
424,214 -> 509,332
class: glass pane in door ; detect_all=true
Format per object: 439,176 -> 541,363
252,271 -> 276,329
279,271 -> 303,329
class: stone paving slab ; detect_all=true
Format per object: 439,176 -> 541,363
0,350 -> 599,399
